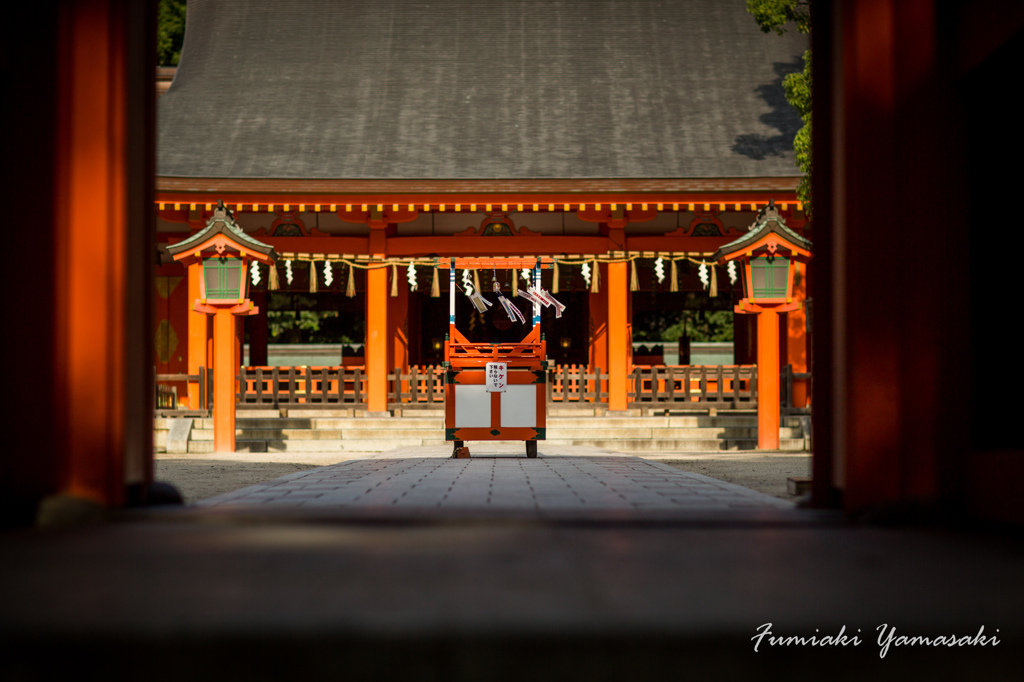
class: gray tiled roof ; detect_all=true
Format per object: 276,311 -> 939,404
158,0 -> 807,180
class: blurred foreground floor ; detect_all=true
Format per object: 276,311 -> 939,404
2,450 -> 1022,680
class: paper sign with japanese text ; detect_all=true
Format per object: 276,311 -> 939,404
485,362 -> 507,392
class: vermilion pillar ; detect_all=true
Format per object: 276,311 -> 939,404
366,266 -> 389,412
756,310 -> 781,450
607,261 -> 629,411
212,310 -> 237,452
36,0 -> 153,512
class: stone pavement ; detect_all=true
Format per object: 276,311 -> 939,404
5,444 -> 1024,680
197,443 -> 793,515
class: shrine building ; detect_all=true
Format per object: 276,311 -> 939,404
155,0 -> 810,416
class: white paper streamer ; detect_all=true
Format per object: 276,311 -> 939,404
250,261 -> 261,286
323,261 -> 333,286
727,261 -> 737,285
285,259 -> 294,285
654,257 -> 665,283
407,262 -> 418,291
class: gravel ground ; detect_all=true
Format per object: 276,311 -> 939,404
155,448 -> 811,505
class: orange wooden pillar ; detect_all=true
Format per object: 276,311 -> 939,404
212,310 -> 237,452
59,0 -> 154,507
756,310 -> 781,450
607,261 -> 629,411
366,265 -> 389,412
0,0 -> 156,519
187,263 -> 208,409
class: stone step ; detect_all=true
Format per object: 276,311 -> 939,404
280,409 -> 358,418
195,429 -> 803,442
233,409 -> 283,418
547,416 -> 801,428
546,427 -> 804,439
186,439 -> 269,454
166,408 -> 809,452
192,428 -> 442,441
235,418 -> 318,429
184,434 -> 806,453
191,429 -> 336,441
309,418 -> 443,429
193,417 -> 446,431
186,437 -> 451,454
543,438 -> 807,452
546,407 -> 642,417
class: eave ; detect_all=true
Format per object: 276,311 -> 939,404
155,176 -> 803,210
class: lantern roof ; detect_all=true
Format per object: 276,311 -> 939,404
713,200 -> 812,263
165,201 -> 278,265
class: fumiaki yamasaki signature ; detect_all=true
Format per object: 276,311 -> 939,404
751,623 -> 1001,659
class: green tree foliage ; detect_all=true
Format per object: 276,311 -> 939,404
746,0 -> 810,34
157,0 -> 187,66
633,309 -> 734,344
747,0 -> 812,209
267,309 -> 364,344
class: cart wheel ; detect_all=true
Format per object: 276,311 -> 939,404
526,441 -> 538,458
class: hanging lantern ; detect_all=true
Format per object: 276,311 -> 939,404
165,201 -> 277,311
712,200 -> 812,311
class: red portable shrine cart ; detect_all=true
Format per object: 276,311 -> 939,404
441,258 -> 552,458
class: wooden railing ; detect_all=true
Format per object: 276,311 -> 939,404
389,366 -> 446,404
155,367 -> 210,415
153,363 -> 800,412
782,364 -> 812,411
237,365 -> 447,408
546,364 -> 608,403
629,365 -> 758,409
237,366 -> 366,408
